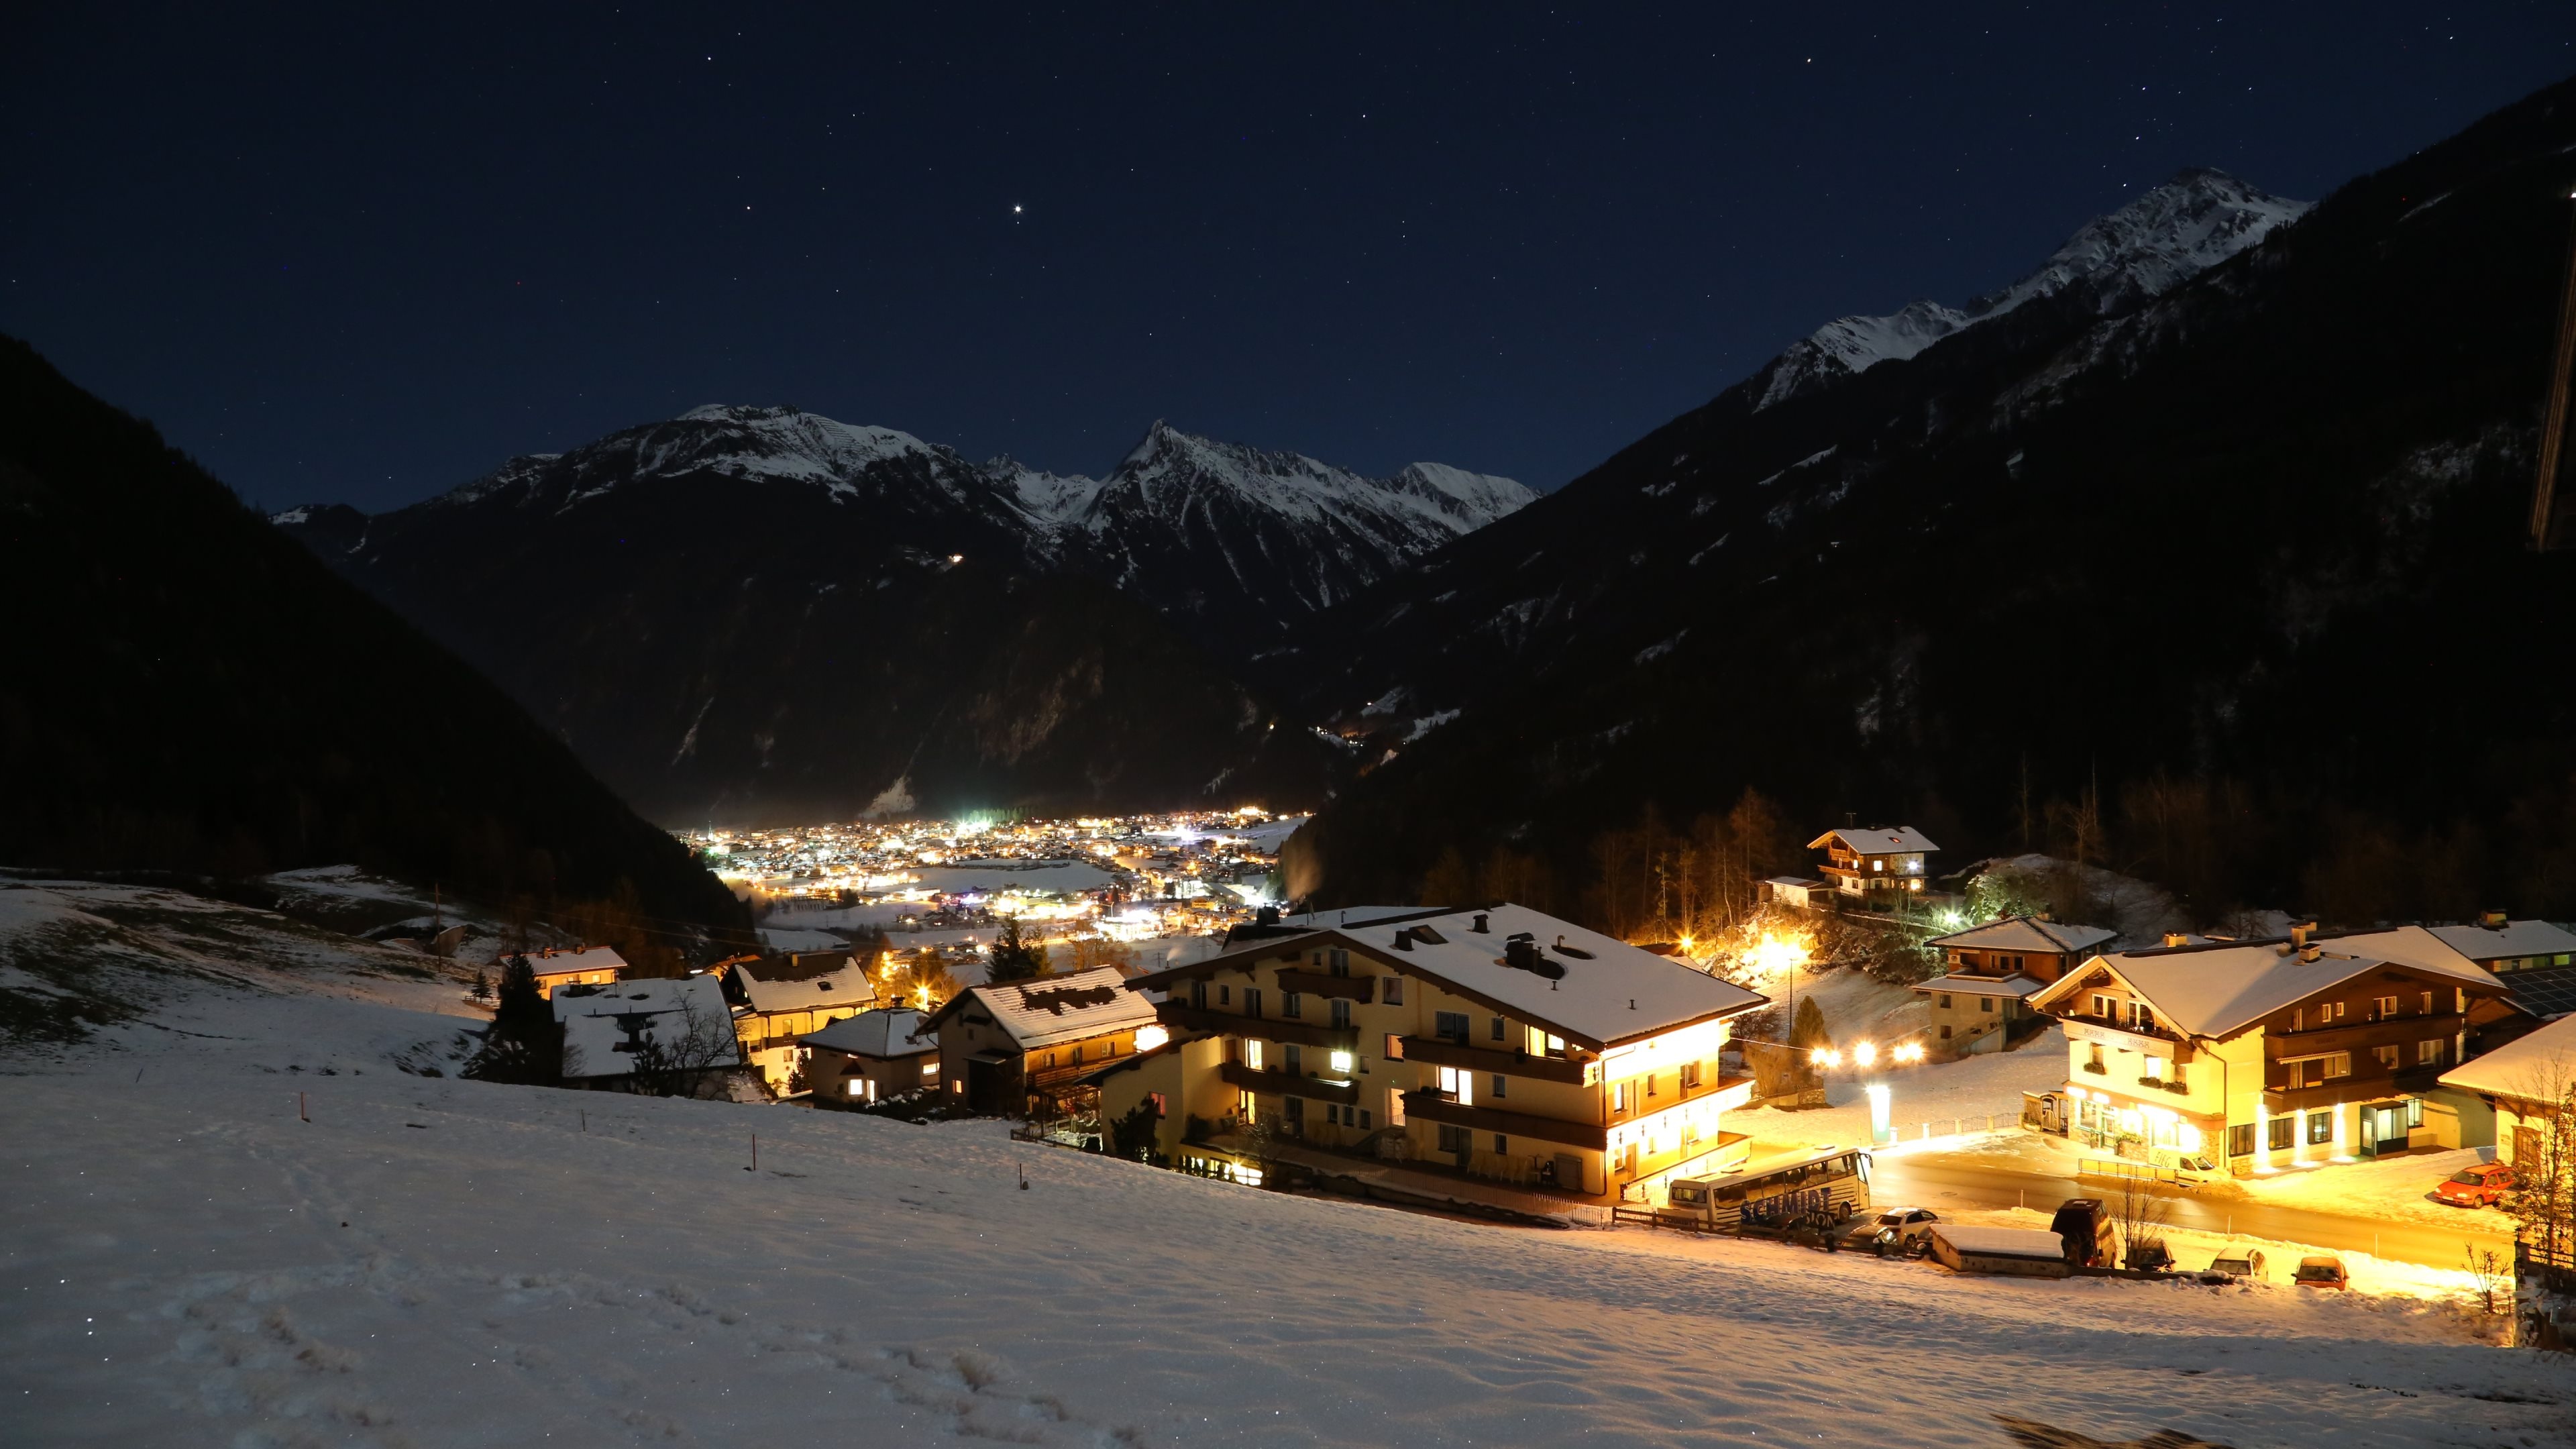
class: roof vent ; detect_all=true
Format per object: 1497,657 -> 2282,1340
2300,946 -> 2322,963
1472,913 -> 1489,933
2161,933 -> 2187,949
1392,932 -> 1413,952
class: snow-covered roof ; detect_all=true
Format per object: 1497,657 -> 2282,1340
735,964 -> 879,1017
2311,926 -> 2508,989
525,945 -> 627,977
1277,905 -> 1446,930
1170,904 -> 1766,1051
804,1007 -> 934,1059
1925,917 -> 2114,955
2425,920 -> 2576,963
1806,826 -> 1938,856
943,966 -> 1159,1052
552,977 -> 740,1079
2437,1012 -> 2576,1100
2030,943 -> 2505,1041
1929,1225 -> 2069,1260
1915,973 -> 2048,999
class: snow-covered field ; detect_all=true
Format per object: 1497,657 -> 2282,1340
2238,1146 -> 2518,1235
4,882 -> 2570,1448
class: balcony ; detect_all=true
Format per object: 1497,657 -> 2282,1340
1401,1090 -> 1607,1150
1395,1035 -> 1588,1085
2057,1016 -> 2190,1058
1155,1000 -> 1358,1053
1610,1070 -> 1755,1124
1274,969 -> 1375,1002
2267,1014 -> 2461,1057
1220,1060 -> 1359,1106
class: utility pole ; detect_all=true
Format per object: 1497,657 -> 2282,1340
2530,188 -> 2576,550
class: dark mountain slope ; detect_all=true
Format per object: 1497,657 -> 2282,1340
0,336 -> 750,942
1283,77 -> 2576,925
279,410 -> 1344,822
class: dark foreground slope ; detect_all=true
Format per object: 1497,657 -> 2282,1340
0,337 -> 749,942
1286,77 -> 2576,924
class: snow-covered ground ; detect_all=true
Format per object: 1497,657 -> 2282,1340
2237,1146 -> 2518,1234
3,883 -> 2569,1447
1741,1024 -> 2069,1150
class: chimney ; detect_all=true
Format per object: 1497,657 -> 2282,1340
2161,932 -> 2187,949
1393,931 -> 1413,952
2481,909 -> 2508,928
2290,922 -> 2311,950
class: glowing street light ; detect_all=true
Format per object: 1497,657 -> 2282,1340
1851,1041 -> 1878,1068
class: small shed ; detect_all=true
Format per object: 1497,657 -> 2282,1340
1927,1224 -> 2072,1279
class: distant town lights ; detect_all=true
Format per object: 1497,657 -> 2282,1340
1851,1042 -> 1878,1068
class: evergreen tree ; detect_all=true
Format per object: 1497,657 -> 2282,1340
468,969 -> 492,1004
985,916 -> 1051,983
1789,996 -> 1833,1053
466,954 -> 561,1083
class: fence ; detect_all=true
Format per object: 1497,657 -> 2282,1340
1876,1113 -> 2017,1148
2078,1157 -> 2198,1187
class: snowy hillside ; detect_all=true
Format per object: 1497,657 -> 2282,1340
6,880 -> 2568,1447
1756,168 -> 2308,409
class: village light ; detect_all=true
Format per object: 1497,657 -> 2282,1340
1135,1024 -> 1170,1052
1851,1041 -> 1878,1068
1811,1047 -> 1841,1069
1891,1042 -> 1925,1065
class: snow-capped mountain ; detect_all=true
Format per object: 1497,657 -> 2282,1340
1754,168 -> 2308,410
1049,421 -> 1534,634
270,405 -> 1525,820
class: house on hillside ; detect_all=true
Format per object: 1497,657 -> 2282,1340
2027,926 -> 2523,1175
554,976 -> 744,1093
1805,826 -> 1937,907
521,945 -> 627,998
1915,916 -> 2115,1059
728,957 -> 881,1091
1104,904 -> 1768,1201
920,967 -> 1163,1116
803,1008 -> 938,1108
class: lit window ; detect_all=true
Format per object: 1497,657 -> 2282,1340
1329,1050 -> 1354,1075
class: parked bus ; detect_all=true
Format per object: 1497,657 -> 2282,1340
1656,1144 -> 1872,1232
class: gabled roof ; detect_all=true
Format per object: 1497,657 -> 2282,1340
735,963 -> 879,1016
1914,973 -> 2048,998
525,944 -> 627,977
1806,826 -> 1937,855
803,1007 -> 934,1058
2030,941 -> 2509,1040
2426,920 -> 2576,962
928,965 -> 1159,1051
2312,926 -> 2508,989
1925,916 -> 2115,955
2438,1010 -> 2576,1099
551,977 -> 740,1079
1136,902 -> 1766,1051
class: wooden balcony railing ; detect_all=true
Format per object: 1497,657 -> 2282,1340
1220,1060 -> 1360,1106
1155,1000 -> 1358,1053
1401,1090 -> 1606,1150
1395,1035 -> 1588,1085
1273,969 -> 1375,1002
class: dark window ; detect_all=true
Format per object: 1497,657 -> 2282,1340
1939,1024 -> 1953,1039
1245,989 -> 1262,1018
2307,1112 -> 2334,1146
2268,1117 -> 2294,1151
1383,977 -> 1403,1005
1490,1016 -> 1506,1042
1937,994 -> 1952,1009
1329,949 -> 1350,975
2228,1123 -> 2255,1157
1283,991 -> 1303,1019
1436,1011 -> 1470,1042
1493,1132 -> 1508,1154
1978,997 -> 1995,1014
1330,998 -> 1351,1028
1191,979 -> 1207,1008
1491,1073 -> 1506,1098
1218,984 -> 1230,1006
1358,1109 -> 1372,1130
1437,1123 -> 1470,1155
1285,1044 -> 1303,1076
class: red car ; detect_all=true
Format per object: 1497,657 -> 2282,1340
2433,1162 -> 2516,1208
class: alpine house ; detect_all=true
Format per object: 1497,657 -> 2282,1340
1101,904 -> 1767,1200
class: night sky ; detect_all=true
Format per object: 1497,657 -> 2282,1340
7,5 -> 2573,513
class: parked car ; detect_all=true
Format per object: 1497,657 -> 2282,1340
2433,1162 -> 2516,1208
2292,1255 -> 2350,1289
2205,1249 -> 2266,1281
2146,1148 -> 2218,1185
1847,1207 -> 1939,1254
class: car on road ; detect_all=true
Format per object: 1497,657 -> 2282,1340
1847,1207 -> 1939,1254
2432,1162 -> 2516,1208
2292,1255 -> 2350,1289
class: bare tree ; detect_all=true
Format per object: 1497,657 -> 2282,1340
2112,1173 -> 2176,1271
624,987 -> 741,1099
2465,1244 -> 2511,1320
2505,1053 -> 2576,1284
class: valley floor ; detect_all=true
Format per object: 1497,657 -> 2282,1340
2,885 -> 2571,1448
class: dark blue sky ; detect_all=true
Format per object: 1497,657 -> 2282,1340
7,5 -> 2573,512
